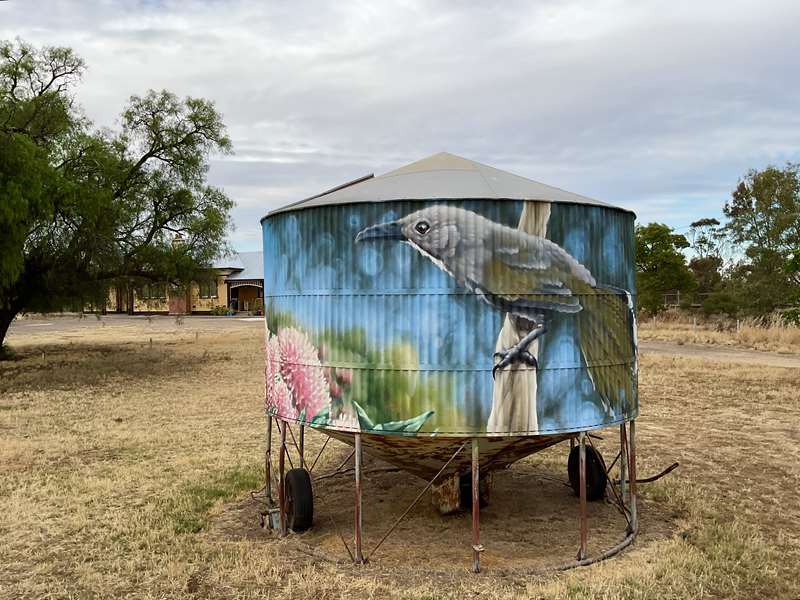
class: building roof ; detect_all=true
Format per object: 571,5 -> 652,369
262,152 -> 631,220
213,251 -> 264,280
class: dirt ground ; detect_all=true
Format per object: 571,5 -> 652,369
1,315 -> 798,599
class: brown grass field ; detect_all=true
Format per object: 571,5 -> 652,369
639,311 -> 800,354
1,316 -> 799,599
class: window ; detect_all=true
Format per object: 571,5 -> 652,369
199,279 -> 218,299
140,284 -> 166,300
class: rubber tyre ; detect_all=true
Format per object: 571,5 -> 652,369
567,445 -> 607,501
285,468 -> 314,531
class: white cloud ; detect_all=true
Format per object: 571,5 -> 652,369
2,0 -> 799,250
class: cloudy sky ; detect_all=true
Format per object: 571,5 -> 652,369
2,1 -> 799,251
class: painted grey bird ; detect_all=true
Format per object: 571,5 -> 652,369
355,205 -> 636,413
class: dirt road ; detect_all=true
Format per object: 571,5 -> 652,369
10,315 -> 800,368
640,339 -> 800,368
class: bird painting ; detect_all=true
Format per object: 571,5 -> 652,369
355,205 -> 637,416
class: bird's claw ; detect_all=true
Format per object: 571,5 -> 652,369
492,348 -> 539,379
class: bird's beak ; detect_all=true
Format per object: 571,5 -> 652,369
355,221 -> 405,243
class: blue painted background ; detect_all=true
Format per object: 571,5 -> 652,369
263,200 -> 637,435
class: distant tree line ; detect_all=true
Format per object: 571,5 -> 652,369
635,163 -> 800,319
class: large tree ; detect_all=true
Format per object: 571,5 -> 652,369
635,223 -> 695,314
0,40 -> 233,350
723,163 -> 800,313
687,218 -> 725,298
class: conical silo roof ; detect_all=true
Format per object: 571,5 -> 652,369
262,152 -> 629,219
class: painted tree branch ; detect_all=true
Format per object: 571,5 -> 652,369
487,202 -> 551,434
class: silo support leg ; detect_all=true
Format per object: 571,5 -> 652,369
299,424 -> 305,470
619,422 -> 627,509
629,420 -> 638,534
278,420 -> 287,537
471,438 -> 482,573
578,431 -> 588,561
265,416 -> 273,505
354,433 -> 364,564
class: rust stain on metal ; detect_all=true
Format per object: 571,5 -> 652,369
431,473 -> 460,515
353,433 -> 364,564
471,438 -> 481,573
265,416 -> 273,505
578,431 -> 588,561
629,420 -> 638,534
278,420 -> 287,536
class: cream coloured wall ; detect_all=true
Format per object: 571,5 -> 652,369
190,277 -> 228,312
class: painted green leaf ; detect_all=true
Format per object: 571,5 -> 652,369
373,410 -> 435,433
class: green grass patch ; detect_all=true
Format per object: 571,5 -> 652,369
170,464 -> 262,534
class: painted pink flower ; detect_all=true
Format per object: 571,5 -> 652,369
265,333 -> 282,411
273,377 -> 296,419
278,327 -> 329,419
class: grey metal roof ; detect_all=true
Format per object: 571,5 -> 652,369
262,152 -> 631,220
213,251 -> 264,280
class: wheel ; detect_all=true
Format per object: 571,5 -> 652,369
567,444 -> 607,501
284,468 -> 314,531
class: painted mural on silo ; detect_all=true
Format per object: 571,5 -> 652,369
262,200 -> 638,436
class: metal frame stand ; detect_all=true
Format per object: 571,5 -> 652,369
619,422 -> 627,506
299,425 -> 305,470
265,416 -> 273,505
260,419 -> 648,573
353,433 -> 364,564
278,419 -> 287,536
628,420 -> 638,534
471,438 -> 482,573
578,431 -> 588,560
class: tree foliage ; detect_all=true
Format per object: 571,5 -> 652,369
635,223 -> 695,314
722,164 -> 800,313
635,165 -> 800,317
0,40 -> 233,349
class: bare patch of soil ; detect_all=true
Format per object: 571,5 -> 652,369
207,443 -> 679,576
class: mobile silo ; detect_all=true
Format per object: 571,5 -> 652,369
261,152 -> 639,570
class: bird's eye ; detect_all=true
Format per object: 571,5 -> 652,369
414,221 -> 430,235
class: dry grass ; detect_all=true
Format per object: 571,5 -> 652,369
639,311 -> 800,354
1,319 -> 798,599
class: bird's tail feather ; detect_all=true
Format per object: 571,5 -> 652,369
576,286 -> 637,416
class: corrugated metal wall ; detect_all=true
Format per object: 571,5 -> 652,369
263,200 -> 637,436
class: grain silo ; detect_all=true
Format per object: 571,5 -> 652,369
260,152 -> 640,570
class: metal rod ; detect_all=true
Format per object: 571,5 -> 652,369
334,449 -> 356,473
354,433 -> 364,564
614,462 -> 679,485
299,425 -> 305,470
287,423 -> 302,464
619,422 -> 628,504
284,440 -> 295,470
309,436 -> 330,473
553,529 -> 636,571
629,420 -> 638,534
329,515 -> 354,562
368,440 -> 468,561
278,420 -> 287,536
471,438 -> 481,573
604,450 -> 621,476
578,431 -> 588,561
266,416 -> 273,504
606,475 -> 632,526
316,466 -> 401,482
